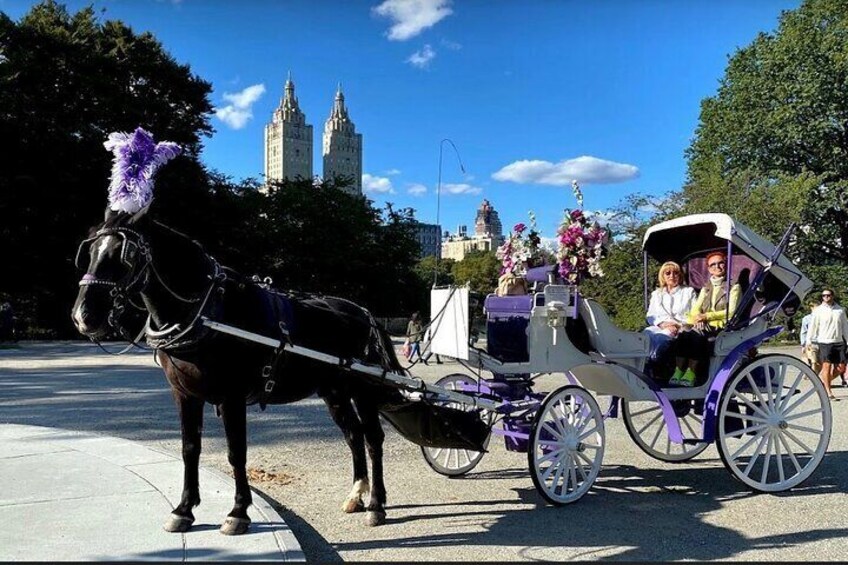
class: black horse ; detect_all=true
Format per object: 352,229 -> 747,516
71,207 -> 407,533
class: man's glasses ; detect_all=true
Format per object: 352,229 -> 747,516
708,261 -> 726,268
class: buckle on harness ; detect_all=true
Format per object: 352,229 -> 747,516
264,379 -> 276,393
261,365 -> 272,378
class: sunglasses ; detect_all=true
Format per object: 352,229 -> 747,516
822,293 -> 833,297
663,271 -> 680,276
708,261 -> 726,268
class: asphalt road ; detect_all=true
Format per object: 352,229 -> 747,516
1,341 -> 847,561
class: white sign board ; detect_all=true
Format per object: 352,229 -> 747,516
428,286 -> 470,361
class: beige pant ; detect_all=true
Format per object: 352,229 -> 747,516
802,345 -> 822,373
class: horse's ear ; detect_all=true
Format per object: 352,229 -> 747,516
128,202 -> 152,225
104,207 -> 120,222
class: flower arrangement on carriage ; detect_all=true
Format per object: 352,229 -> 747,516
495,181 -> 610,295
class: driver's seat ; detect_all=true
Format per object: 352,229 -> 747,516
579,298 -> 650,363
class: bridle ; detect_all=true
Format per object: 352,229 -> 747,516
77,227 -> 153,342
76,224 -> 225,351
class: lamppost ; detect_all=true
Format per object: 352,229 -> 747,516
434,138 -> 466,287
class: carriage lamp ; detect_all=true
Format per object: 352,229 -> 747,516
547,301 -> 568,345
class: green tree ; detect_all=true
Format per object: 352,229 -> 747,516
0,1 -> 214,336
685,0 -> 848,263
451,250 -> 500,296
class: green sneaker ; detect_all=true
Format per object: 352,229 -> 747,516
678,368 -> 697,387
668,367 -> 684,385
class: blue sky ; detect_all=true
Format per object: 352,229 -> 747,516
4,0 -> 800,239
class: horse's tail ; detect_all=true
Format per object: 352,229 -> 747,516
363,311 -> 407,376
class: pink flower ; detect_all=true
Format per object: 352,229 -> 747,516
513,222 -> 526,234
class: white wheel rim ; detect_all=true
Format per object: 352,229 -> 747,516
532,387 -> 605,503
422,376 -> 486,472
624,400 -> 709,462
719,356 -> 831,491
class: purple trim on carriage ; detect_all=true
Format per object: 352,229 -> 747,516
658,393 -> 685,444
81,273 -> 96,282
699,326 -> 782,444
484,295 -> 534,318
525,265 -> 555,284
492,427 -> 529,440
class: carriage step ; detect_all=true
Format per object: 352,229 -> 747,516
682,439 -> 708,445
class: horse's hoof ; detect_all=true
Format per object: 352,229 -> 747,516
163,513 -> 194,533
220,516 -> 251,536
365,510 -> 386,527
342,498 -> 365,513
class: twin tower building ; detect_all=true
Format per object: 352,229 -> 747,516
263,74 -> 363,194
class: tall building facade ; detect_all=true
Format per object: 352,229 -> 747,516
414,222 -> 442,258
264,74 -> 313,185
322,85 -> 363,194
441,199 -> 505,261
263,76 -> 362,194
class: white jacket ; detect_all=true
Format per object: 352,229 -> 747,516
806,303 -> 848,346
646,286 -> 696,327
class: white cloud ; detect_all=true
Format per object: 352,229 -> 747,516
441,38 -> 462,50
442,182 -> 482,195
406,44 -> 436,69
363,173 -> 395,194
492,155 -> 640,185
215,84 -> 266,130
408,183 -> 428,195
385,168 -> 402,176
372,0 -> 453,41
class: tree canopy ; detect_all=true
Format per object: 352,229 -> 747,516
685,0 -> 848,267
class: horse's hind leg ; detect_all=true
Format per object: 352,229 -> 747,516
323,393 -> 370,516
164,393 -> 204,533
218,398 -> 252,535
356,396 -> 387,527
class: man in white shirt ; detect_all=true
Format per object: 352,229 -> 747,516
805,289 -> 848,400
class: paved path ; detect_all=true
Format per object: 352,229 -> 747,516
0,422 -> 303,562
2,341 -> 848,561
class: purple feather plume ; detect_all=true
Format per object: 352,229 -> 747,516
103,127 -> 181,213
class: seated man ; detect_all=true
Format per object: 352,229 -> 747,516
669,250 -> 741,387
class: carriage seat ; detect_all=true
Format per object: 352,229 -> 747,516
578,298 -> 650,359
484,294 -> 534,363
712,316 -> 769,357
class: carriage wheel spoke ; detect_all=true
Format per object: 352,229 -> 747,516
682,414 -> 700,439
779,372 -> 804,412
783,387 -> 816,415
575,449 -> 595,467
537,446 -> 566,465
742,433 -> 769,477
542,422 -> 564,441
785,422 -> 825,435
636,412 -> 663,436
731,428 -> 766,461
777,432 -> 803,474
725,423 -> 767,438
630,405 -> 661,418
733,391 -> 769,419
782,429 -> 816,457
761,434 -> 774,484
745,374 -> 769,408
578,424 -> 600,442
568,454 -> 579,492
774,433 -> 786,483
764,364 -> 776,412
784,408 -> 824,422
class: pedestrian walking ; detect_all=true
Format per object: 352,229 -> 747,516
804,289 -> 848,400
800,300 -> 822,374
405,312 -> 425,364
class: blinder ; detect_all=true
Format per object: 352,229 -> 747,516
75,228 -> 145,273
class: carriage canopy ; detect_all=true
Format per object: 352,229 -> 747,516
641,213 -> 813,303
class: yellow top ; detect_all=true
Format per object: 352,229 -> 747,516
686,281 -> 742,329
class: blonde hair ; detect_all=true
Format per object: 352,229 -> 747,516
657,261 -> 683,288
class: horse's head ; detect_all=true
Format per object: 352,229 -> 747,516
71,207 -> 152,339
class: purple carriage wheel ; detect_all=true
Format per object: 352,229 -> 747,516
528,385 -> 605,505
421,374 -> 493,477
622,398 -> 709,463
716,354 -> 831,492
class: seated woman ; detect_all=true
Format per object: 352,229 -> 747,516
643,261 -> 695,364
669,250 -> 741,387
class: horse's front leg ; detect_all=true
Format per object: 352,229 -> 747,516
218,398 -> 252,535
323,393 -> 370,517
356,397 -> 387,527
164,393 -> 204,533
